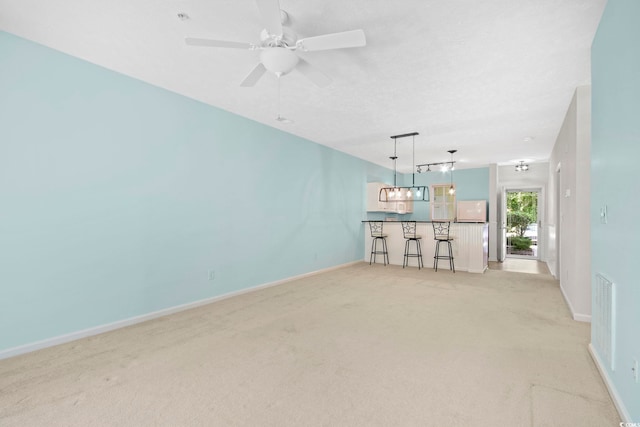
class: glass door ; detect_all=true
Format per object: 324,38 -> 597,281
506,189 -> 540,259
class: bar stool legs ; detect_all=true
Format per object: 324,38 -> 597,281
403,238 -> 424,269
370,236 -> 389,265
433,239 -> 455,272
432,221 -> 455,273
369,221 -> 389,266
400,221 -> 423,269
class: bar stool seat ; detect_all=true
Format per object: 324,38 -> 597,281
401,221 -> 423,269
432,221 -> 455,272
369,221 -> 389,265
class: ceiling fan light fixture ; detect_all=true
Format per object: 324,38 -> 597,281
260,48 -> 299,75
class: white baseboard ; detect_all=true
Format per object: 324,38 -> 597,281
588,343 -> 631,422
546,261 -> 558,279
559,283 -> 591,323
573,313 -> 592,323
0,261 -> 361,361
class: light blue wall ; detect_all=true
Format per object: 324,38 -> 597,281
0,32 -> 391,352
591,0 -> 640,420
403,167 -> 490,220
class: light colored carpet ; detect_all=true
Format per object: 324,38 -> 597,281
0,263 -> 619,426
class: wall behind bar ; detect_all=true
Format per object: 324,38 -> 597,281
403,167 -> 490,220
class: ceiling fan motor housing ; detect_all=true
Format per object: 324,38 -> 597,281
259,27 -> 297,48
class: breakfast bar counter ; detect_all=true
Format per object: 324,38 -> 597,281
362,221 -> 489,273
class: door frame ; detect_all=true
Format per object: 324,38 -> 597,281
497,186 -> 506,262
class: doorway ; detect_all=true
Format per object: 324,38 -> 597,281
505,189 -> 540,260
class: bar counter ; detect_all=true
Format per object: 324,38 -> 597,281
362,221 -> 489,273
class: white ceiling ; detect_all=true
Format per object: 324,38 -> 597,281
0,0 -> 606,172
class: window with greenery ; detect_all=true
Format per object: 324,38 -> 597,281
431,184 -> 456,220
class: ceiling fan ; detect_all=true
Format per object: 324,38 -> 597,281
185,0 -> 366,88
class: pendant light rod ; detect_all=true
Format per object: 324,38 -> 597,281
390,136 -> 398,187
389,132 -> 419,139
448,149 -> 457,195
412,134 -> 416,187
389,132 -> 421,187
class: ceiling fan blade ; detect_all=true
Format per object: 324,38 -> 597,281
240,63 -> 267,87
255,0 -> 283,36
296,29 -> 366,52
185,38 -> 253,49
296,58 -> 332,88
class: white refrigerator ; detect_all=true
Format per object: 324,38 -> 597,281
457,200 -> 487,222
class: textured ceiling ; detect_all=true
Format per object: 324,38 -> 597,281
0,0 -> 606,172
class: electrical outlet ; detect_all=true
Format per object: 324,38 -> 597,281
633,359 -> 639,383
208,270 -> 216,281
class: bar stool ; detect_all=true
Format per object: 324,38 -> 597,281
369,221 -> 389,265
401,221 -> 423,269
432,221 -> 455,272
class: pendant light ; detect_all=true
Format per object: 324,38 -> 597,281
379,132 -> 428,203
448,149 -> 457,195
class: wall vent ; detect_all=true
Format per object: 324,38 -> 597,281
594,273 -> 615,369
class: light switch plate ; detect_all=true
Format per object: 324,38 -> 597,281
600,205 -> 608,224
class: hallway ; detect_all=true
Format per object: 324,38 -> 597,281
489,258 -> 551,275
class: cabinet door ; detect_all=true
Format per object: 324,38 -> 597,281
431,184 -> 456,220
367,182 -> 391,212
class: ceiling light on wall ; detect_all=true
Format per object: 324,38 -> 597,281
515,161 -> 529,172
379,133 -> 428,203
